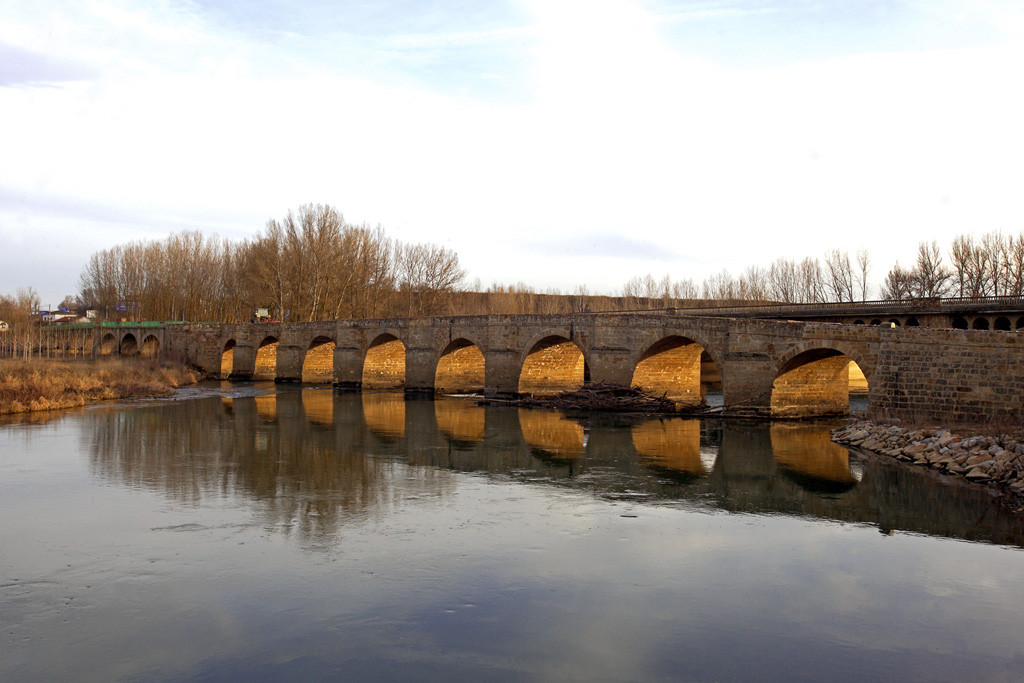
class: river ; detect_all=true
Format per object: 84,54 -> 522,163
2,383 -> 1024,681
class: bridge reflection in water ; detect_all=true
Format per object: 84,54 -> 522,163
87,385 -> 1024,547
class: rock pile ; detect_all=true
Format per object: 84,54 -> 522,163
832,421 -> 1024,508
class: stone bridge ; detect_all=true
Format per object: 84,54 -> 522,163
97,312 -> 1024,426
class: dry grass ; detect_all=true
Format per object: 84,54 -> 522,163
0,358 -> 200,415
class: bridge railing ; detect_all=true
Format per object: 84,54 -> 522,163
592,295 -> 1024,319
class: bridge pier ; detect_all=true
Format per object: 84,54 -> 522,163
405,346 -> 437,393
230,344 -> 257,380
275,344 -> 304,382
483,349 -> 520,397
719,355 -> 774,418
587,347 -> 634,387
334,344 -> 363,388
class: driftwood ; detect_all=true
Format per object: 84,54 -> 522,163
480,383 -> 706,415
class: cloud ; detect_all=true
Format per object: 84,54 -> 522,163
0,42 -> 95,86
538,233 -> 682,261
381,25 -> 536,50
2,0 -> 1024,300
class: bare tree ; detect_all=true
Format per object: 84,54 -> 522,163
767,258 -> 799,303
879,262 -> 914,300
856,248 -> 871,301
823,249 -> 855,302
911,240 -> 952,297
798,258 -> 827,303
1004,233 -> 1024,297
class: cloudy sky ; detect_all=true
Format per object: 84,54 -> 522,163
2,0 -> 1023,305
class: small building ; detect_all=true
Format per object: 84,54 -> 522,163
41,313 -> 78,324
0,320 -> 8,332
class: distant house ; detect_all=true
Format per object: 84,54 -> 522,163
0,320 -> 8,332
39,311 -> 78,324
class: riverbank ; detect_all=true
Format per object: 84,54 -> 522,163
831,420 -> 1024,511
0,358 -> 200,415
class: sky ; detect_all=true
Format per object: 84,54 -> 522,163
2,0 -> 1024,306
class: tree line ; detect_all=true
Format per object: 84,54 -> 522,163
619,231 -> 1024,308
77,204 -> 465,323
0,287 -> 42,357
880,233 -> 1024,300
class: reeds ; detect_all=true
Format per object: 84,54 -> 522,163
0,358 -> 200,415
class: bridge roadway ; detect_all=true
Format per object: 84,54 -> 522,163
95,311 -> 1024,426
660,294 -> 1024,330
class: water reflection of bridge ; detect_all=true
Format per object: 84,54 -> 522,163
88,386 -> 1024,547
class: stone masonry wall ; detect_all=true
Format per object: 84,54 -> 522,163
870,328 -> 1024,426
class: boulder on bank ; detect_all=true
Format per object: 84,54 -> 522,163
832,420 -> 1024,510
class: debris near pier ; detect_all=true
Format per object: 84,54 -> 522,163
482,383 -> 705,415
547,383 -> 680,413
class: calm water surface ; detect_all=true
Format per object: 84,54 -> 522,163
3,383 -> 1024,681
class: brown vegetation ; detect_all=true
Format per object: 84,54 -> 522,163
77,204 -> 465,323
0,358 -> 200,415
881,232 -> 1024,300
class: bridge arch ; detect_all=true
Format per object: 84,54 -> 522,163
518,334 -> 589,397
630,334 -> 721,406
302,336 -> 336,384
952,316 -> 969,329
363,333 -> 405,389
141,334 -> 160,357
770,343 -> 871,419
995,316 -> 1011,331
254,336 -> 278,380
221,339 -> 236,378
972,317 -> 990,330
120,333 -> 138,356
435,338 -> 485,395
98,332 -> 116,355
